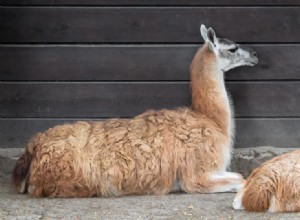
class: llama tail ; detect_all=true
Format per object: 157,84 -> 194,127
12,149 -> 33,193
234,176 -> 274,212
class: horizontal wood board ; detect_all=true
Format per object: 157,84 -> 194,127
1,82 -> 300,118
1,7 -> 300,43
2,0 -> 300,6
2,3 -> 299,150
1,45 -> 300,81
1,119 -> 300,148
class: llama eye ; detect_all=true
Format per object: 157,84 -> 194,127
228,47 -> 238,53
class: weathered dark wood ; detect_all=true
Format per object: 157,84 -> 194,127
1,7 -> 300,43
1,82 -> 300,118
1,118 -> 300,148
235,119 -> 300,148
2,0 -> 300,6
1,45 -> 299,81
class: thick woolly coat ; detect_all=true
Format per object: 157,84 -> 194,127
13,44 -> 234,197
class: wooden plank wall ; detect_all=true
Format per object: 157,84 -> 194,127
1,1 -> 300,148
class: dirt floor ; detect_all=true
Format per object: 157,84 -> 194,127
1,181 -> 300,220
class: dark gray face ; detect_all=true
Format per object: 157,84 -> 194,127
217,38 -> 258,72
200,24 -> 258,72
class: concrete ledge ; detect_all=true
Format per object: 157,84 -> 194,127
1,147 -> 299,219
1,182 -> 299,219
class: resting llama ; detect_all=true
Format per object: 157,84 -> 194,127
233,149 -> 300,212
12,25 -> 258,197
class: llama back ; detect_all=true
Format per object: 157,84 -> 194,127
12,108 -> 229,197
233,149 -> 300,212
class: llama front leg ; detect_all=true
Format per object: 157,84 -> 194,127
180,171 -> 245,194
233,190 -> 245,210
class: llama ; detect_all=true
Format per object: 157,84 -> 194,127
233,149 -> 300,212
12,25 -> 258,197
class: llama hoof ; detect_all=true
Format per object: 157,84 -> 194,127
233,192 -> 244,210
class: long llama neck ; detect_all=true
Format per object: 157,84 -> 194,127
190,44 -> 232,137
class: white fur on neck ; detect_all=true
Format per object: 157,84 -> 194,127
214,63 -> 235,170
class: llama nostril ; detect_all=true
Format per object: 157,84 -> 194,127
252,52 -> 257,57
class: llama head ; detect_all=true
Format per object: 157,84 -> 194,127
200,24 -> 258,72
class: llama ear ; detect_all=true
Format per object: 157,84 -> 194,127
200,24 -> 208,42
207,27 -> 217,47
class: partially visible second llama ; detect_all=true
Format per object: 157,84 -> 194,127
12,25 -> 258,197
233,149 -> 300,212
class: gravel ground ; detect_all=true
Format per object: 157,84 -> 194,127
1,181 -> 300,220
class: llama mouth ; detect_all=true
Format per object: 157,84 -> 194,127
248,59 -> 258,66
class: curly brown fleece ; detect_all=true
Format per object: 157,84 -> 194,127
235,149 -> 300,212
